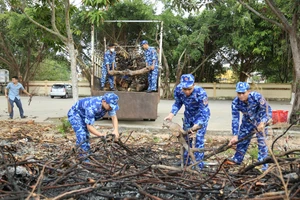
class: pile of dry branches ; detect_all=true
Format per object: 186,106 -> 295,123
106,47 -> 149,92
0,121 -> 299,199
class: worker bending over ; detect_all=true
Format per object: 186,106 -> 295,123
165,74 -> 210,169
68,93 -> 120,154
226,82 -> 272,171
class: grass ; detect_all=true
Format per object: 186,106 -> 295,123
226,148 -> 235,155
248,144 -> 258,160
169,146 -> 178,153
57,117 -> 72,138
153,136 -> 160,143
206,137 -> 213,144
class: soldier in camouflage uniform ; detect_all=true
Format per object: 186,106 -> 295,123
227,82 -> 272,171
140,40 -> 159,93
165,74 -> 210,169
100,44 -> 116,91
68,93 -> 120,153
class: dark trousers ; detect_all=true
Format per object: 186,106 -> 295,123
9,97 -> 24,118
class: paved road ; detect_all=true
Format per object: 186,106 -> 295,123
0,96 -> 292,133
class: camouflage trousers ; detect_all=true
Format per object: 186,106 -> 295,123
101,69 -> 114,89
68,109 -> 90,152
231,123 -> 268,170
147,68 -> 158,91
183,120 -> 208,169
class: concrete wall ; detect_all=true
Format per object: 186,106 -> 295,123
29,81 -> 291,100
28,81 -> 91,96
162,83 -> 292,100
202,83 -> 291,100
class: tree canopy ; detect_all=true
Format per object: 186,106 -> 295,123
0,0 -> 296,98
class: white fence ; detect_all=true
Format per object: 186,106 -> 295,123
28,81 -> 292,100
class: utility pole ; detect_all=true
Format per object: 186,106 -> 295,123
91,24 -> 95,90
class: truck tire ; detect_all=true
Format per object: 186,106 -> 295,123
51,96 -> 54,99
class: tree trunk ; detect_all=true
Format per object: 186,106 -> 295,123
161,50 -> 172,99
175,48 -> 187,86
65,0 -> 78,102
68,41 -> 79,102
288,31 -> 300,123
109,67 -> 151,76
171,52 -> 187,94
239,56 -> 249,82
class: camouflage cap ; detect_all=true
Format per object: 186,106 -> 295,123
236,82 -> 250,92
180,74 -> 195,88
140,40 -> 148,46
103,93 -> 119,111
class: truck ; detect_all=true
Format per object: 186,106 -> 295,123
0,69 -> 9,83
0,69 -> 9,94
90,20 -> 163,121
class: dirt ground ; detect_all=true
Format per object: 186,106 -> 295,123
1,119 -> 299,199
1,119 -> 298,165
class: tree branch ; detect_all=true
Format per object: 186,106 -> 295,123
23,10 -> 67,43
109,66 -> 151,76
178,48 -> 187,69
28,44 -> 46,81
0,32 -> 19,68
65,0 -> 72,41
48,0 -> 63,36
265,0 -> 292,32
291,1 -> 299,32
190,51 -> 215,75
0,56 -> 11,66
238,0 -> 284,30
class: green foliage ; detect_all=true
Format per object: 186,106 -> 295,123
165,0 -> 295,83
34,57 -> 71,81
57,117 -> 71,136
168,0 -> 217,12
94,0 -> 156,45
3,0 -> 294,86
81,0 -> 119,26
83,0 -> 119,8
158,9 -> 223,83
248,144 -> 258,160
0,9 -> 54,81
153,136 -> 160,143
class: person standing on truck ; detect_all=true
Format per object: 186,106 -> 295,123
68,93 -> 120,155
100,44 -> 116,91
140,40 -> 159,93
164,74 -> 210,169
5,76 -> 32,119
225,82 -> 272,171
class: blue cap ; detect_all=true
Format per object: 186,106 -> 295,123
180,74 -> 195,88
103,93 -> 119,111
140,40 -> 148,46
236,82 -> 250,92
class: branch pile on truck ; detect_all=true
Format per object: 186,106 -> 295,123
102,47 -> 151,92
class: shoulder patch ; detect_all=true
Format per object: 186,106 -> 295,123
203,97 -> 208,105
260,98 -> 266,105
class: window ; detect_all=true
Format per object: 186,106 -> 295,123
52,84 -> 65,89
